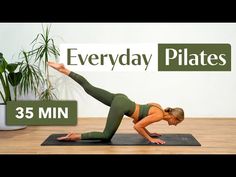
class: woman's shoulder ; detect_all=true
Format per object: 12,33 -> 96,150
147,103 -> 164,116
148,103 -> 164,113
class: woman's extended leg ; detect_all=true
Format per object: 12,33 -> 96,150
48,61 -> 115,106
48,61 -> 135,141
68,71 -> 115,107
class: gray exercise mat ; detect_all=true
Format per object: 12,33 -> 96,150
41,133 -> 201,146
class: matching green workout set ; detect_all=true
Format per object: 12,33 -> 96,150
69,71 -> 151,141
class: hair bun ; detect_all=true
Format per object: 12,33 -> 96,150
165,107 -> 172,112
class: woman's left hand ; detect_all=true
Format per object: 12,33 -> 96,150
57,132 -> 80,141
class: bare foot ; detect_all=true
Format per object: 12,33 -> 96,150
57,132 -> 81,141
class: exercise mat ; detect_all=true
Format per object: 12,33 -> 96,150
41,133 -> 201,146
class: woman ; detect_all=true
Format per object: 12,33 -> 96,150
48,61 -> 184,144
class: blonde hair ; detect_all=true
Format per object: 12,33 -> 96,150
164,107 -> 184,122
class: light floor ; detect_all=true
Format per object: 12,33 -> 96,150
0,118 -> 236,154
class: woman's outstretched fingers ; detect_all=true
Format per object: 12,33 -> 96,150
57,135 -> 69,141
48,61 -> 60,69
57,132 -> 72,141
47,61 -> 71,75
47,61 -> 55,66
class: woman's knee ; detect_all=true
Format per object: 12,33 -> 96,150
102,132 -> 113,141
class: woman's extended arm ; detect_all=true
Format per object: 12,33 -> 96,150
133,120 -> 152,135
133,114 -> 165,144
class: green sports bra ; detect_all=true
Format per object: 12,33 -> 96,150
138,104 -> 164,120
138,104 -> 152,120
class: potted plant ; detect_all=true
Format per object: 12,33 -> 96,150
0,50 -> 46,130
0,25 -> 60,130
0,53 -> 26,130
28,25 -> 59,100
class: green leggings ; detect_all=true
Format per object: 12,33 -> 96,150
69,71 -> 136,141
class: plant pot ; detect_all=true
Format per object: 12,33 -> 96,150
0,103 -> 26,130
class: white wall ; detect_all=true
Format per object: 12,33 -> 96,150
0,23 -> 235,118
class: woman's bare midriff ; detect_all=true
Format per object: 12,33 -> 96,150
130,104 -> 140,122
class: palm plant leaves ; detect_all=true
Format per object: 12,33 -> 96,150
18,51 -> 44,96
28,25 -> 60,100
39,85 -> 57,100
30,25 -> 59,71
1,25 -> 60,102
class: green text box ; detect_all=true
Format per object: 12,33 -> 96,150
158,44 -> 231,71
6,100 -> 77,125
